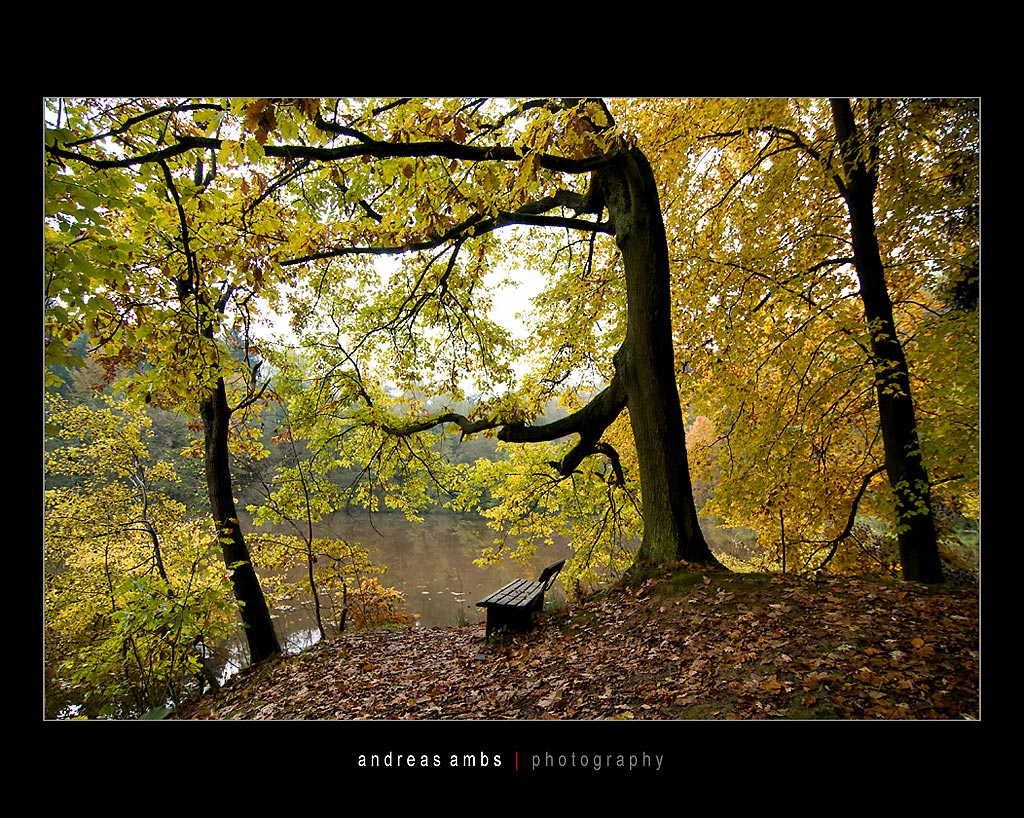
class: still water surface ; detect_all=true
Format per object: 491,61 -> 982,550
217,510 -> 573,674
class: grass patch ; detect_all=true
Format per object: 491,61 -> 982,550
783,701 -> 844,720
675,700 -> 740,719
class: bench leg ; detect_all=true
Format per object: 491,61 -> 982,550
485,604 -> 540,639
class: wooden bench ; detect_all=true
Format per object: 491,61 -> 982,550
476,559 -> 565,639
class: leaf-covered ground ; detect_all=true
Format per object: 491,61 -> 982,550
176,568 -> 979,721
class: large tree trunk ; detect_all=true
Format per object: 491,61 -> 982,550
599,148 -> 719,567
830,99 -> 944,584
380,140 -> 719,571
201,377 -> 282,662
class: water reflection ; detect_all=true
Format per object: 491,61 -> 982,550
215,510 -> 573,676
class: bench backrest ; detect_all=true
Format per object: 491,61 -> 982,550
536,559 -> 566,590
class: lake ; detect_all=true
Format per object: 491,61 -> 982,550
214,510 -> 575,674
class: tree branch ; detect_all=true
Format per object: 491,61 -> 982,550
280,190 -> 612,267
380,373 -> 629,481
46,136 -> 219,169
808,465 -> 886,572
501,374 -> 628,479
380,412 -> 502,439
63,101 -> 223,150
156,159 -> 198,301
48,118 -> 612,178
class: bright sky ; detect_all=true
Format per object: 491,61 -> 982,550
486,267 -> 545,340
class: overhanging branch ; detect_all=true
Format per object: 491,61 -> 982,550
46,135 -> 219,170
46,130 -> 611,175
380,373 -> 629,481
281,190 -> 612,267
380,412 -> 501,439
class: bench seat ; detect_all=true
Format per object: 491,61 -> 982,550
476,560 -> 565,639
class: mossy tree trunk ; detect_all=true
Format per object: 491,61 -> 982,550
829,98 -> 943,584
599,148 -> 719,568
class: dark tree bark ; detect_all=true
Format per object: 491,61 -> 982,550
391,145 -> 721,569
280,101 -> 720,570
201,378 -> 282,662
163,150 -> 283,663
829,99 -> 944,584
596,149 -> 718,567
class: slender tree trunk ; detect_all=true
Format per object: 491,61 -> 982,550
308,546 -> 326,641
599,148 -> 720,567
201,377 -> 282,662
830,99 -> 943,584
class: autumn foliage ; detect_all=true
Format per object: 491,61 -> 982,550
178,567 -> 978,720
45,98 -> 978,718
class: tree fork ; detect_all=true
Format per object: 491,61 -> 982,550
598,148 -> 720,569
377,143 -> 723,570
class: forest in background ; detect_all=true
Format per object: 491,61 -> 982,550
43,98 -> 978,719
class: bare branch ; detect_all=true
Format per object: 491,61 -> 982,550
805,465 -> 887,572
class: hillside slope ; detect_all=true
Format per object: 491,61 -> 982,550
176,568 -> 979,721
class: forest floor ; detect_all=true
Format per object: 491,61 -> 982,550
175,565 -> 979,721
